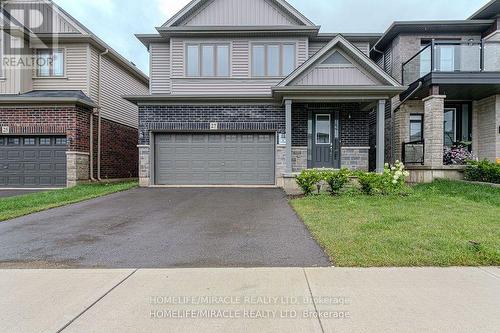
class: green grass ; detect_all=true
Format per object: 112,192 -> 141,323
0,181 -> 138,222
290,180 -> 500,267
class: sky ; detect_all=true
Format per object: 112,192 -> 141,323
52,0 -> 489,75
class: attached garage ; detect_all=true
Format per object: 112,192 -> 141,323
0,136 -> 67,188
154,133 -> 275,185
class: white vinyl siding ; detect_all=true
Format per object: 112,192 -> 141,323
180,0 -> 300,26
150,43 -> 171,94
0,32 -> 32,94
33,44 -> 88,93
165,37 -> 306,95
97,54 -> 149,128
309,40 -> 370,58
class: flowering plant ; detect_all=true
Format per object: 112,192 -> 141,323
357,161 -> 410,195
443,144 -> 474,165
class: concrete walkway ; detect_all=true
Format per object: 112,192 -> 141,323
1,267 -> 499,333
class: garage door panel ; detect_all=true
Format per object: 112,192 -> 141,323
0,136 -> 67,188
155,133 -> 275,185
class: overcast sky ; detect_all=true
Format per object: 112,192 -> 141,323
53,0 -> 489,75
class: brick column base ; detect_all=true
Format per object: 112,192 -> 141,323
423,95 -> 446,168
66,152 -> 90,187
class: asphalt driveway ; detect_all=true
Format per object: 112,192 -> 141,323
0,188 -> 330,268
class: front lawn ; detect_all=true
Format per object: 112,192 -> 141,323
290,180 -> 500,267
0,181 -> 138,222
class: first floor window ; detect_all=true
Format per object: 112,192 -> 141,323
186,44 -> 229,77
444,108 -> 456,147
409,114 -> 423,142
252,43 -> 296,77
36,49 -> 64,77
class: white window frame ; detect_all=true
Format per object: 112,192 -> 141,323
35,48 -> 66,78
315,114 -> 331,145
185,43 -> 230,78
251,42 -> 297,77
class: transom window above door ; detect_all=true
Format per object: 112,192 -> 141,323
186,44 -> 230,77
251,43 -> 296,77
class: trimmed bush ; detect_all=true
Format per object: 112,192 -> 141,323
465,160 -> 500,184
323,169 -> 350,195
295,169 -> 323,195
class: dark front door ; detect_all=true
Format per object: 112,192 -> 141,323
312,111 -> 340,168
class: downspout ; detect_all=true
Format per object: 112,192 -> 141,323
97,48 -> 109,181
89,111 -> 96,181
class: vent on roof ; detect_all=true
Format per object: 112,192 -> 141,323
322,51 -> 351,65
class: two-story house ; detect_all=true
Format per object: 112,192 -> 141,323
0,0 -> 149,188
127,0 -> 404,189
371,0 -> 500,182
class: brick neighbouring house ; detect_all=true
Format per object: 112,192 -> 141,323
0,1 -> 149,188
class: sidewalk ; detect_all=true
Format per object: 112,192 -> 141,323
1,267 -> 498,333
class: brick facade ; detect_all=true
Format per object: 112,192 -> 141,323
0,104 -> 138,186
138,103 -> 371,186
92,117 -> 139,179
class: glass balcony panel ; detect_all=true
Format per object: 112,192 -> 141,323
434,43 -> 481,72
402,46 -> 431,85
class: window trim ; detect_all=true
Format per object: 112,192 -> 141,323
409,114 -> 424,142
34,48 -> 66,78
251,42 -> 297,77
185,43 -> 230,78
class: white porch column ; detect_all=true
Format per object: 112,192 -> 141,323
376,100 -> 386,173
285,99 -> 292,174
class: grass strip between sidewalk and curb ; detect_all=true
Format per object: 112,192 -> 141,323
0,181 -> 138,222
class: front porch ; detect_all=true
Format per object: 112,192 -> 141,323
276,99 -> 388,192
396,92 -> 500,183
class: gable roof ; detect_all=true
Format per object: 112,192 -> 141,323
161,0 -> 315,28
468,0 -> 500,20
1,0 -> 148,84
278,34 -> 402,87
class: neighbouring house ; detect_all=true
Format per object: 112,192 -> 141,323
0,0 -> 149,188
372,0 -> 500,182
126,0 -> 500,190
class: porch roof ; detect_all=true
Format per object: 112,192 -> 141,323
272,86 -> 406,103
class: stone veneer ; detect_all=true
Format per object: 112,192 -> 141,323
341,147 -> 370,170
66,152 -> 90,187
423,95 -> 445,168
472,95 -> 500,162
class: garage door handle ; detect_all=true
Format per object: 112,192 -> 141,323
3,166 -> 7,169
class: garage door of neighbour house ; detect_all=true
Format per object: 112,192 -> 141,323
0,136 -> 67,188
155,133 -> 275,185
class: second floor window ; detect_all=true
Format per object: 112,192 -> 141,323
36,49 -> 64,77
186,44 -> 230,77
252,43 -> 296,77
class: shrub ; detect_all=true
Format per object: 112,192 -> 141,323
357,161 -> 410,195
323,169 -> 350,195
443,144 -> 474,165
465,160 -> 500,184
295,169 -> 323,195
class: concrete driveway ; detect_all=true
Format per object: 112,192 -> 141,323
0,188 -> 330,268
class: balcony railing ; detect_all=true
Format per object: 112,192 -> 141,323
402,140 -> 425,165
402,40 -> 500,85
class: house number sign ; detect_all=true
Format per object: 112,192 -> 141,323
1,126 -> 9,134
210,122 -> 218,130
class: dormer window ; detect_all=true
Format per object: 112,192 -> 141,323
36,49 -> 65,77
186,44 -> 230,77
251,43 -> 296,77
